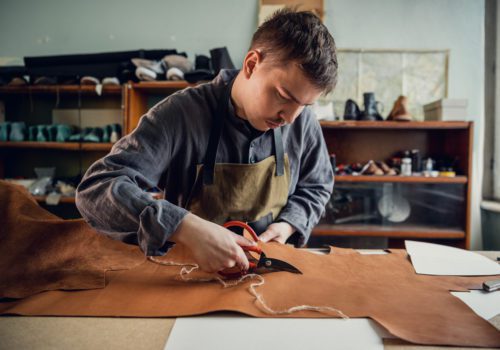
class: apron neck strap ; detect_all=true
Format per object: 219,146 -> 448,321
203,76 -> 285,185
273,127 -> 285,176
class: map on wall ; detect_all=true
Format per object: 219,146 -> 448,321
324,50 -> 449,121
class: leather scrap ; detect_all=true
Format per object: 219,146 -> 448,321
0,181 -> 145,298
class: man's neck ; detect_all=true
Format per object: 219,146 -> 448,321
230,72 -> 248,121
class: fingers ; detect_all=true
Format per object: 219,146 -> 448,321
234,249 -> 250,271
231,231 -> 257,246
259,229 -> 280,243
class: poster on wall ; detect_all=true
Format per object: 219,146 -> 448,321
327,49 -> 449,121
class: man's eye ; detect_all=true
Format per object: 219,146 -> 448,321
276,91 -> 289,102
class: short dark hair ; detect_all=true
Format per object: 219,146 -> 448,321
250,8 -> 338,94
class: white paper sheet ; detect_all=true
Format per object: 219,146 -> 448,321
452,290 -> 500,320
164,315 -> 389,350
405,240 -> 500,276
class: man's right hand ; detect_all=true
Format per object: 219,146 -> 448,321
170,213 -> 256,273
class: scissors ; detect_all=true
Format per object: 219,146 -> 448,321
218,220 -> 302,279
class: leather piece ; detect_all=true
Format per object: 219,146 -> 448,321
1,180 -> 499,347
0,181 -> 145,298
1,241 -> 499,347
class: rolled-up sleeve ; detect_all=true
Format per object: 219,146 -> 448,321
76,101 -> 188,256
277,118 -> 334,247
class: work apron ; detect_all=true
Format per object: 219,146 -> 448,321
185,78 -> 291,235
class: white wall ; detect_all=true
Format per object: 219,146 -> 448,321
0,0 -> 486,248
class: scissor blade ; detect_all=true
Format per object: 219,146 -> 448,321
257,257 -> 302,275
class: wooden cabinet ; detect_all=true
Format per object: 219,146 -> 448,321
1,81 -> 473,249
318,121 -> 473,249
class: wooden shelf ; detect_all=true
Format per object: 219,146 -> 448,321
33,195 -> 75,204
312,224 -> 465,239
335,175 -> 467,184
129,81 -> 197,93
80,143 -> 114,151
320,120 -> 471,129
0,85 -> 122,95
0,141 -> 113,151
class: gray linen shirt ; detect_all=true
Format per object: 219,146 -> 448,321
76,69 -> 333,256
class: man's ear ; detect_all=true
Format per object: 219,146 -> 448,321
242,50 -> 262,79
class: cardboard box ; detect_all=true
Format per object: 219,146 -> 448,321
423,99 -> 468,121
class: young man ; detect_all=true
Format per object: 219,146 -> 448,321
76,9 -> 338,274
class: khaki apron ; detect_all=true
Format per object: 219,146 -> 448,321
185,77 -> 291,235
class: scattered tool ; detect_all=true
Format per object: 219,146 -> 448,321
483,279 -> 500,292
218,221 -> 302,279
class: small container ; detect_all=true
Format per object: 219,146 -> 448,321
423,99 -> 468,121
423,158 -> 435,177
410,149 -> 421,174
401,158 -> 412,176
424,158 -> 434,171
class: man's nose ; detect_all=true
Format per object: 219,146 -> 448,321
279,105 -> 303,124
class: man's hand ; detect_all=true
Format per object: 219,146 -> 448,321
259,221 -> 296,244
170,213 -> 256,273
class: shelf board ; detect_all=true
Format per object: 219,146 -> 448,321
80,143 -> 114,151
0,141 -> 113,151
130,80 -> 198,93
312,224 -> 465,239
335,175 -> 467,184
33,195 -> 75,204
319,120 -> 471,129
0,85 -> 122,95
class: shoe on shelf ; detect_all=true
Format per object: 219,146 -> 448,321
135,66 -> 157,81
184,55 -> 214,83
80,76 -> 100,85
55,124 -> 73,142
163,55 -> 193,74
48,125 -> 58,141
0,122 -> 11,141
343,99 -> 361,120
101,77 -> 120,86
28,125 -> 37,141
109,124 -> 122,143
360,160 -> 384,175
359,92 -> 384,121
377,161 -> 397,175
36,125 -> 50,142
210,47 -> 235,76
387,95 -> 412,121
83,127 -> 103,143
166,67 -> 185,81
102,125 -> 111,143
132,58 -> 165,76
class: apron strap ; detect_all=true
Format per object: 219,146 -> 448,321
273,127 -> 285,176
202,78 -> 233,185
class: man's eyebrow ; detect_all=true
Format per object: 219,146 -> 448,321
281,86 -> 313,106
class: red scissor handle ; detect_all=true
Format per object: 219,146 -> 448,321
219,221 -> 262,278
223,221 -> 259,242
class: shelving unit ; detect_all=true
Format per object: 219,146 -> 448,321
0,83 -> 124,219
1,80 -> 473,249
319,120 -> 473,249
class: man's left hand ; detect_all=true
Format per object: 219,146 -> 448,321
259,222 -> 296,244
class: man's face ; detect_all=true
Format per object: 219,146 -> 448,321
236,52 -> 323,132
